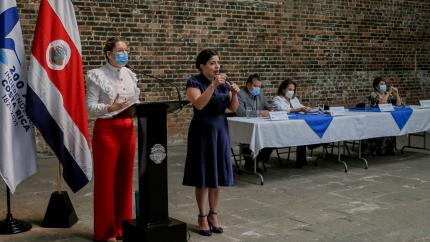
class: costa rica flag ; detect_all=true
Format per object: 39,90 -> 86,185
26,0 -> 92,192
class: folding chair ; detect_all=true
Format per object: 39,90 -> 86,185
401,131 -> 430,153
274,147 -> 292,167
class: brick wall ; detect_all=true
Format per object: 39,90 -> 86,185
17,0 -> 430,149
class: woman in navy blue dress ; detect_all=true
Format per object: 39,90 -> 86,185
183,49 -> 240,236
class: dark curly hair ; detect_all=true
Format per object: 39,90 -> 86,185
372,77 -> 384,91
195,49 -> 218,71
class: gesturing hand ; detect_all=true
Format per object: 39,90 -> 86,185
390,86 -> 398,94
302,106 -> 311,112
260,110 -> 270,117
230,83 -> 240,94
108,94 -> 130,112
212,74 -> 227,87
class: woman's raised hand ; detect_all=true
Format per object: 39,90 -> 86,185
390,86 -> 399,94
230,83 -> 240,94
212,74 -> 227,87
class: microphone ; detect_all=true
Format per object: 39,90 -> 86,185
225,76 -> 233,88
140,72 -> 185,110
216,71 -> 233,88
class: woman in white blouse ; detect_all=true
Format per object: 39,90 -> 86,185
273,79 -> 315,168
273,79 -> 310,113
86,38 -> 140,242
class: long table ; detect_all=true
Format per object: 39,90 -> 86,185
228,107 -> 430,184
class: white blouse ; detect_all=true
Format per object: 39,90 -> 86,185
272,95 -> 304,112
86,63 -> 140,119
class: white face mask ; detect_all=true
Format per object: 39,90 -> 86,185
285,90 -> 294,99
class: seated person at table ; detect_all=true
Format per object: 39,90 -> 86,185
363,77 -> 400,155
273,79 -> 318,168
272,79 -> 310,113
236,74 -> 273,172
369,77 -> 402,107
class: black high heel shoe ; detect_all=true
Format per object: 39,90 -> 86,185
207,211 -> 223,234
198,214 -> 212,236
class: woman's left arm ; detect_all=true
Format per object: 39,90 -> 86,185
228,83 -> 240,112
394,94 -> 402,106
391,87 -> 402,106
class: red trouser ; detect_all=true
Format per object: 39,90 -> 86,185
92,117 -> 135,241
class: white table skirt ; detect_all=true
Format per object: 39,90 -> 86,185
228,107 -> 430,157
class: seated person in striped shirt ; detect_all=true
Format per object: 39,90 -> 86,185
369,77 -> 402,107
363,77 -> 400,155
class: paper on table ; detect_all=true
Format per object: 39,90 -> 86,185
290,98 -> 302,109
308,108 -> 319,113
329,106 -> 346,116
378,103 -> 394,112
269,111 -> 289,121
419,100 -> 430,109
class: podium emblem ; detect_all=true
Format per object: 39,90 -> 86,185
149,144 -> 166,164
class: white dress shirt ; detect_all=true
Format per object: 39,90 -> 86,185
272,95 -> 304,112
86,63 -> 140,119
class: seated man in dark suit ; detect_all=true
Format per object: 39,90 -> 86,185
236,74 -> 273,172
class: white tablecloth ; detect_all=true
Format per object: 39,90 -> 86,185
228,107 -> 430,156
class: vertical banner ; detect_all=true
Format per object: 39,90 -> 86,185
26,0 -> 92,192
0,0 -> 37,193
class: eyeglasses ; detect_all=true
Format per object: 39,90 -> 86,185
114,50 -> 129,54
112,48 -> 130,54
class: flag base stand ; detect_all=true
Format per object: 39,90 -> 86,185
42,191 -> 78,228
0,214 -> 32,234
0,187 -> 32,234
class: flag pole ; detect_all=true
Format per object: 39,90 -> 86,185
57,161 -> 62,192
0,186 -> 32,234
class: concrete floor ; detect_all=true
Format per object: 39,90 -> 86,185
1,134 -> 430,242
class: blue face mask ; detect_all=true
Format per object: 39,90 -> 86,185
115,51 -> 128,66
379,84 -> 387,93
250,87 -> 261,96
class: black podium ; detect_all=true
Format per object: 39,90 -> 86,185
123,101 -> 188,242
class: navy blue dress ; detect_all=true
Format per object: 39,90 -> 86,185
182,74 -> 234,188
